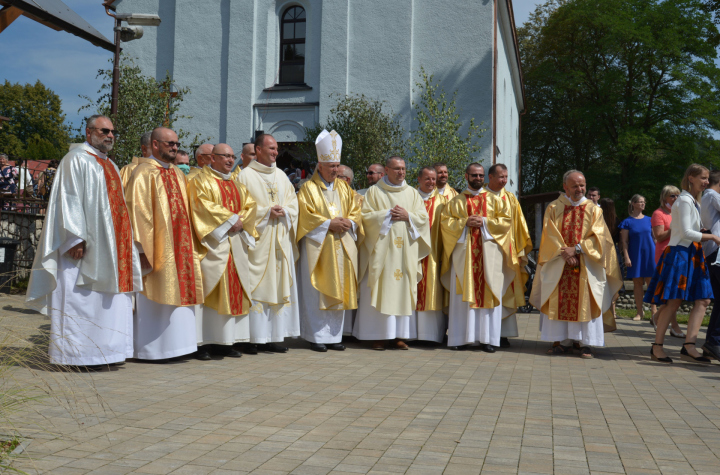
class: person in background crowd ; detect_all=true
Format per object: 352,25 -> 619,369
188,143 -> 214,181
434,162 -> 459,201
0,153 -> 17,209
232,143 -> 256,173
587,187 -> 600,206
338,165 -> 354,188
15,158 -> 33,197
650,186 -> 684,337
120,131 -> 152,189
174,150 -> 191,175
599,198 -> 623,319
38,159 -> 59,200
645,164 -> 718,364
359,164 -> 385,195
701,170 -> 720,361
620,195 -> 656,321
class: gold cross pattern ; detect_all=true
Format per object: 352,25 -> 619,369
394,269 -> 403,281
265,182 -> 279,203
394,237 -> 404,248
328,203 -> 339,217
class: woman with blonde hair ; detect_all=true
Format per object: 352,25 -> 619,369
645,164 -> 720,363
650,185 -> 684,337
619,194 -> 656,320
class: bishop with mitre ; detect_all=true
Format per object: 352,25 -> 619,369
125,127 -> 204,361
188,143 -> 258,360
529,170 -> 621,359
354,156 -> 431,350
27,115 -> 142,368
440,163 -> 515,352
414,166 -> 448,343
296,130 -> 364,352
236,133 -> 300,353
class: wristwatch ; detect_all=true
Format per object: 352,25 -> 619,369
575,244 -> 582,254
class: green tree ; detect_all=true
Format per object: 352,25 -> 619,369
407,67 -> 485,187
303,94 -> 407,189
0,80 -> 70,159
519,0 -> 720,211
79,56 -> 210,166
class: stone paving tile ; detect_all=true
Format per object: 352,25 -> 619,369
6,298 -> 720,474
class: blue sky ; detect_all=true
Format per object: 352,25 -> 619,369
0,0 -> 543,132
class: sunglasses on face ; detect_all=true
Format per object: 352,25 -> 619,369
88,127 -> 116,136
468,173 -> 484,178
159,140 -> 181,148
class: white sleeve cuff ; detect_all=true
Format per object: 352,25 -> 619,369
60,235 -> 84,254
307,220 -> 331,244
480,217 -> 494,242
407,215 -> 421,240
458,227 -> 468,244
348,221 -> 358,242
380,211 -> 393,236
239,230 -> 256,249
256,208 -> 272,235
209,215 -> 239,243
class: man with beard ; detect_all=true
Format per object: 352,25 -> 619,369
440,163 -> 513,352
354,157 -> 431,350
434,162 -> 459,201
27,115 -> 143,369
126,127 -> 204,361
358,163 -> 385,196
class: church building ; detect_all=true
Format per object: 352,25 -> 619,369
114,0 -> 525,194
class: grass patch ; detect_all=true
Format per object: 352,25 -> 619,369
616,308 -> 710,327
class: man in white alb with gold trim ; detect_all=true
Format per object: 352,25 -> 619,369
236,134 -> 300,353
354,157 -> 431,350
297,130 -> 364,352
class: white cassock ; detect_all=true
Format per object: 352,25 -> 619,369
27,142 -> 142,365
134,296 -> 197,359
237,160 -> 300,343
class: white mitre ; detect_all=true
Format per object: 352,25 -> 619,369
315,129 -> 342,163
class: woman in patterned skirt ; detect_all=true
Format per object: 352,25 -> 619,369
645,164 -> 720,363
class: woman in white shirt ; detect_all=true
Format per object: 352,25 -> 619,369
644,164 -> 720,363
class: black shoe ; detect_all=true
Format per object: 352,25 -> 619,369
449,345 -> 468,351
310,343 -> 328,352
326,343 -> 345,351
82,364 -> 104,371
481,344 -> 496,353
500,337 -> 510,348
702,343 -> 720,361
110,361 -> 126,366
680,342 -> 711,364
239,343 -> 258,355
224,348 -> 242,358
264,342 -> 289,353
196,348 -> 212,361
650,343 -> 672,364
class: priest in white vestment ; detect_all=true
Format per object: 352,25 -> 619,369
529,170 -> 621,358
27,115 -> 142,368
236,134 -> 300,353
440,163 -> 515,352
354,157 -> 431,350
188,144 -> 258,360
126,127 -> 204,361
296,130 -> 364,351
413,167 -> 448,343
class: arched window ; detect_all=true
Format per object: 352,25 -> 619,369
279,6 -> 306,84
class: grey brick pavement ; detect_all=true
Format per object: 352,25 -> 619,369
3,294 -> 720,474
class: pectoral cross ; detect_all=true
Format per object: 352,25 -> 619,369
265,182 -> 279,203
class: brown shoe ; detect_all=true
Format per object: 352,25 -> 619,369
372,341 -> 386,351
394,340 -> 409,350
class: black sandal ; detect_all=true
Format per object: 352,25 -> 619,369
650,343 -> 672,363
680,342 -> 711,364
547,343 -> 571,355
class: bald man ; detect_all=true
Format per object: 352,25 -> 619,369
188,143 -> 214,181
232,143 -> 256,172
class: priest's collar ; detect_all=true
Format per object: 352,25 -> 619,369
464,187 -> 481,196
485,184 -> 502,195
319,172 -> 334,191
150,155 -> 171,169
248,159 -> 276,174
379,175 -> 407,191
417,188 -> 435,200
82,141 -> 107,159
207,165 -> 232,180
563,193 -> 587,207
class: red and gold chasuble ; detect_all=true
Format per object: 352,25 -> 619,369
557,204 -> 586,321
159,168 -> 199,306
92,155 -> 134,293
467,194 -> 488,308
416,195 -> 437,311
216,179 -> 246,315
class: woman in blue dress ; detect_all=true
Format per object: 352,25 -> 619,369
620,195 -> 656,320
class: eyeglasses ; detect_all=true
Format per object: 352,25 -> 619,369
669,194 -> 678,198
158,140 -> 181,148
214,153 -> 237,160
366,170 -> 380,175
88,127 -> 116,136
468,173 -> 485,178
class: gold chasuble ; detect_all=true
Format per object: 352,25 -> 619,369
439,186 -> 459,202
297,172 -> 364,310
236,160 -> 299,306
416,189 -> 447,312
483,186 -> 533,313
187,167 -> 203,182
360,179 -> 431,316
529,195 -> 621,330
119,156 -> 141,190
188,166 -> 258,316
126,157 -> 204,306
440,190 -> 514,309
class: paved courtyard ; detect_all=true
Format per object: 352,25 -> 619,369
3,293 -> 720,475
